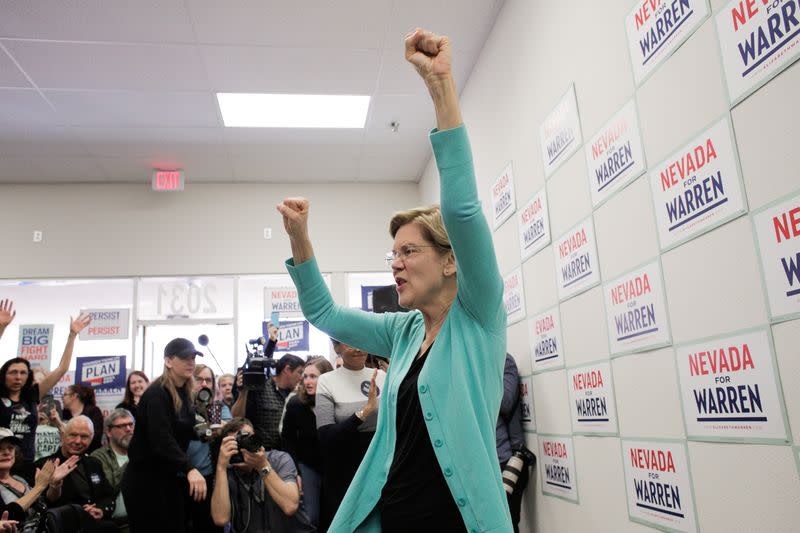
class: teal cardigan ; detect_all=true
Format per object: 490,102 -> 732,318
286,125 -> 510,532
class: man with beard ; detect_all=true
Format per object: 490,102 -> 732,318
92,408 -> 134,532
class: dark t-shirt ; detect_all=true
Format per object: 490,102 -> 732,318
0,384 -> 39,462
379,345 -> 465,532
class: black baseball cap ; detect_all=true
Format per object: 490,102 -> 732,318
164,338 -> 203,359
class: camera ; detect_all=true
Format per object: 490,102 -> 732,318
230,431 -> 263,464
241,336 -> 277,388
193,386 -> 215,442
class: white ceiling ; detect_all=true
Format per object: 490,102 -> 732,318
0,0 -> 504,184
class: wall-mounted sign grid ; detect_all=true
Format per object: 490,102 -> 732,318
538,434 -> 579,503
554,216 -> 601,301
674,327 -> 790,444
503,267 -> 526,325
603,259 -> 672,357
517,187 -> 551,262
751,189 -> 800,323
540,84 -> 583,179
528,305 -> 566,373
648,115 -> 748,251
492,162 -> 517,230
566,360 -> 619,435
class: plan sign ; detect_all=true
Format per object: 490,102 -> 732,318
585,100 -> 647,206
622,439 -> 698,532
603,260 -> 672,355
626,0 -> 711,85
649,117 -> 747,250
539,85 -> 583,178
503,268 -> 526,325
752,191 -> 800,322
528,307 -> 565,372
675,329 -> 789,442
567,361 -> 618,435
539,435 -> 579,502
554,217 -> 601,301
716,0 -> 800,104
492,162 -> 516,229
518,188 -> 551,261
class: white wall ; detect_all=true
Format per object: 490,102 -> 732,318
420,1 -> 800,531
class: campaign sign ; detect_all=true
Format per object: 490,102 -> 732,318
603,260 -> 672,356
539,435 -> 579,502
622,439 -> 698,532
503,268 -> 526,325
584,100 -> 647,207
17,324 -> 53,369
675,328 -> 789,442
264,287 -> 302,317
539,85 -> 583,178
79,308 -> 130,341
649,116 -> 747,251
716,0 -> 800,105
492,162 -> 516,229
276,320 -> 310,352
517,188 -> 551,261
520,374 -> 537,433
50,371 -> 74,401
567,362 -> 618,434
77,356 -> 126,389
554,217 -> 601,301
625,0 -> 711,85
751,190 -> 800,322
528,306 -> 565,373
360,286 -> 384,312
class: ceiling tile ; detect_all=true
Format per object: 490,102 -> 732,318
0,88 -> 59,125
74,126 -> 226,157
223,127 -> 364,147
0,155 -> 105,181
364,93 -> 436,144
0,125 -> 88,156
95,150 -> 234,182
231,143 -> 361,182
0,47 -> 30,87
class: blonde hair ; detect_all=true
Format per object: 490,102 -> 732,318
389,205 -> 452,252
157,361 -> 193,414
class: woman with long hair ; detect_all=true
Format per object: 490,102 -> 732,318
281,357 -> 334,529
121,338 -> 207,532
61,383 -> 104,453
116,371 -> 149,420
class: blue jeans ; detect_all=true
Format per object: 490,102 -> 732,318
298,463 -> 322,527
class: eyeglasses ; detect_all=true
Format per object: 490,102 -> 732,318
111,422 -> 134,430
385,244 -> 440,267
195,377 -> 213,384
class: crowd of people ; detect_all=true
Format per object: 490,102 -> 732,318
0,29 -> 535,533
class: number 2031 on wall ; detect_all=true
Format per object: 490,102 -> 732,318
156,282 -> 217,316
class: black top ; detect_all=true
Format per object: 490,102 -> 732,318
281,396 -> 322,472
379,345 -> 465,532
126,381 -> 194,474
63,404 -> 105,454
0,384 -> 39,463
36,449 -> 115,519
245,378 -> 285,451
115,400 -> 138,421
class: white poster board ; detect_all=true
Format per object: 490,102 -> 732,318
491,162 -> 516,230
540,85 -> 583,178
79,308 -> 130,340
603,259 -> 672,356
554,216 -> 601,301
649,116 -> 747,251
17,324 -> 53,370
675,328 -> 789,443
751,190 -> 800,323
539,435 -> 579,503
528,306 -> 565,373
503,268 -> 526,325
520,374 -> 537,433
264,287 -> 302,317
518,188 -> 551,261
622,439 -> 698,532
567,361 -> 619,435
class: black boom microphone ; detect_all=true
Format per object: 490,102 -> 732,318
197,334 -> 225,375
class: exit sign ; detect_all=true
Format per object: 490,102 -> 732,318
151,169 -> 185,191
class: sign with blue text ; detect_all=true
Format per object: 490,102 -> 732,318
675,328 -> 789,442
751,191 -> 800,322
603,260 -> 672,356
276,320 -> 310,352
567,361 -> 618,435
518,188 -> 551,261
520,374 -> 537,433
503,268 -> 526,325
539,85 -> 582,178
622,439 -> 698,532
649,116 -> 747,250
584,100 -> 647,207
491,162 -> 516,229
17,324 -> 53,370
528,306 -> 565,373
626,0 -> 710,85
77,356 -> 126,390
716,0 -> 800,105
79,308 -> 130,340
554,216 -> 601,301
539,435 -> 579,502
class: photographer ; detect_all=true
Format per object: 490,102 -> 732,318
210,418 -> 314,533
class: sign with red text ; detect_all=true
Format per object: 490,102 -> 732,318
626,0 -> 711,85
17,324 -> 53,370
675,328 -> 789,442
503,268 -> 526,325
716,0 -> 800,105
518,188 -> 551,261
603,260 -> 672,356
539,85 -> 583,178
649,116 -> 747,250
528,306 -> 565,372
752,190 -> 800,322
520,374 -> 537,433
491,162 -> 516,229
276,320 -> 310,352
622,439 -> 698,532
554,217 -> 601,301
264,287 -> 302,317
539,435 -> 579,502
584,100 -> 647,207
49,371 -> 74,402
567,361 -> 619,435
79,309 -> 130,341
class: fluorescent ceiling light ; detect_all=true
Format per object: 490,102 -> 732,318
217,93 -> 370,128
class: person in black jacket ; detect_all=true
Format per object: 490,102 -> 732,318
121,338 -> 206,533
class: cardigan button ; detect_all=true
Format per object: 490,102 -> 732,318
424,411 -> 433,421
456,497 -> 467,507
433,439 -> 443,448
419,384 -> 428,393
444,467 -> 453,477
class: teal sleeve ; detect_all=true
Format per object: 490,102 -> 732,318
430,125 -> 505,330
